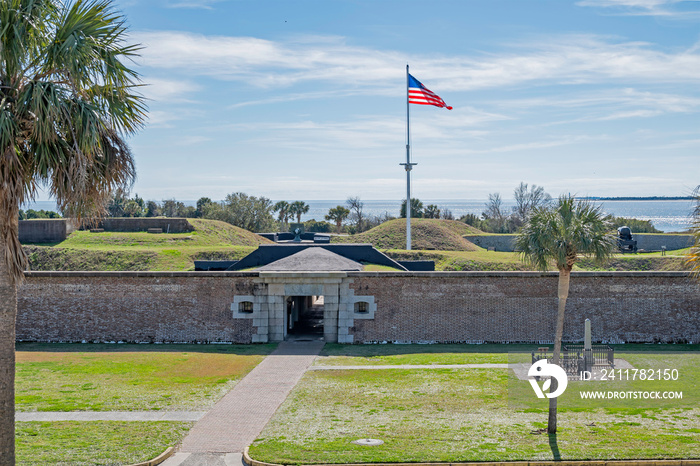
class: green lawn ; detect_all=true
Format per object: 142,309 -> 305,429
250,352 -> 700,464
15,343 -> 275,411
315,343 -> 700,366
16,421 -> 191,465
509,353 -> 700,412
316,343 -> 533,365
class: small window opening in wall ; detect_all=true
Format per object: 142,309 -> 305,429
239,301 -> 254,313
355,301 -> 369,314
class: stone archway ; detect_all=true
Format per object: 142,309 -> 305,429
257,272 -> 346,342
231,271 -> 377,343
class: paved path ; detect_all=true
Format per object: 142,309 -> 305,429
15,411 -> 205,422
178,340 -> 325,454
161,452 -> 243,466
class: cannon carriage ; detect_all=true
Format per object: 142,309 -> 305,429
617,226 -> 638,253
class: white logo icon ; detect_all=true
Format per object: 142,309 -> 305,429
528,360 -> 568,398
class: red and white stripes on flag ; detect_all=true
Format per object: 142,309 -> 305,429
408,74 -> 452,110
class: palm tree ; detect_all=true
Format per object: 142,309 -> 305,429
0,1 -> 145,462
400,197 -> 424,218
686,186 -> 700,276
273,200 -> 290,227
325,206 -> 350,234
515,195 -> 615,434
424,204 -> 441,219
290,200 -> 309,224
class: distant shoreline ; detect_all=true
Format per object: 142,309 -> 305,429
581,196 -> 694,201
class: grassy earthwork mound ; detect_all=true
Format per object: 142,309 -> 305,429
23,218 -> 272,271
332,218 -> 481,251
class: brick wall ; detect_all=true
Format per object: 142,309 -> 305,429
348,272 -> 700,344
16,271 -> 700,344
17,272 -> 259,343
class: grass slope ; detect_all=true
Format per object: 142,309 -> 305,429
22,217 -> 691,272
333,218 -> 481,251
24,218 -> 271,271
385,249 -> 691,272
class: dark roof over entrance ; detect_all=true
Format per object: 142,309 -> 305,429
257,247 -> 363,271
226,244 -> 408,271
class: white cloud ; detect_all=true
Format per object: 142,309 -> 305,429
141,77 -> 201,103
227,89 -> 396,109
134,31 -> 700,94
165,0 -> 226,9
647,137 -> 700,149
145,110 -> 182,127
490,88 -> 700,123
553,176 -> 684,193
219,108 -> 507,155
134,31 -> 404,88
459,135 -> 606,155
576,0 -> 700,16
177,135 -> 212,145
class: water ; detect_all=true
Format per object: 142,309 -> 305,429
297,199 -> 696,233
23,198 -> 696,233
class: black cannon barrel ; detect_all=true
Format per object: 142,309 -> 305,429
618,226 -> 632,239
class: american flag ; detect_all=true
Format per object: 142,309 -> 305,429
408,74 -> 452,110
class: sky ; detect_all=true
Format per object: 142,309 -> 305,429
76,0 -> 700,202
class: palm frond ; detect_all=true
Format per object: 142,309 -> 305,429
515,195 -> 616,272
1,0 -> 146,283
685,186 -> 700,278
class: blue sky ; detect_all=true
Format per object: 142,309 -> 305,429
91,0 -> 700,201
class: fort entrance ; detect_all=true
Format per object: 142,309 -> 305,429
231,271 -> 376,343
286,295 -> 325,337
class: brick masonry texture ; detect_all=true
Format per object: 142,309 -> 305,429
17,273 -> 258,343
16,271 -> 700,344
347,273 -> 700,344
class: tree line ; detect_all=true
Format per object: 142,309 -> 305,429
100,192 -> 391,234
460,182 -> 661,234
21,183 -> 663,235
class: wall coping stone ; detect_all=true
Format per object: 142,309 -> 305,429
347,271 -> 692,278
21,270 -> 692,278
23,271 -> 260,278
258,271 -> 348,279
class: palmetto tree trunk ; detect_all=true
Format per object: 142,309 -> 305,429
0,214 -> 17,465
548,267 -> 571,434
516,196 -> 614,437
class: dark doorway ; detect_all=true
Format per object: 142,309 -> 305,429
287,295 -> 324,336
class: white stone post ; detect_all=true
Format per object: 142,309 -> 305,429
584,318 -> 593,370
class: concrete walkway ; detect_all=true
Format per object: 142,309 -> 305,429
177,340 -> 324,455
162,452 -> 243,466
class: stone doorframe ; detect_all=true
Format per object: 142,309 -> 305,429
231,272 -> 376,343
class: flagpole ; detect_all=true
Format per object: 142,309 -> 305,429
403,64 -> 413,251
401,68 -> 449,252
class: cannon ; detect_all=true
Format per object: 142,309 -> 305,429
617,226 -> 638,253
